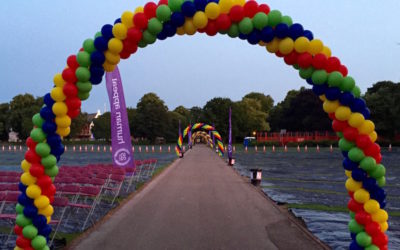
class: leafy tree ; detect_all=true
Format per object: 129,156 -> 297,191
203,97 -> 234,140
237,97 -> 269,135
92,112 -> 111,140
127,108 -> 137,137
189,106 -> 204,122
68,112 -> 89,138
0,103 -> 10,141
243,92 -> 274,113
165,111 -> 186,142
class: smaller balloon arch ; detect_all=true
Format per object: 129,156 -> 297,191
191,131 -> 213,145
176,123 -> 224,157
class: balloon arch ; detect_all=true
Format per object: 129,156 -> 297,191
15,0 -> 389,249
192,131 -> 213,145
176,123 -> 224,156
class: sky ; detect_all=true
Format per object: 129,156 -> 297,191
0,0 -> 399,114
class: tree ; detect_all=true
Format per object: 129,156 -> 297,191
243,92 -> 274,113
127,108 -> 137,137
203,97 -> 234,140
235,98 -> 269,138
68,112 -> 89,138
174,106 -> 190,124
92,112 -> 111,140
165,111 -> 186,142
0,103 -> 10,141
189,106 -> 204,122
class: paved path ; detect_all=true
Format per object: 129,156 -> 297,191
72,145 -> 328,250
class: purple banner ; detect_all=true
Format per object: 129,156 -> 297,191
106,66 -> 135,169
188,123 -> 192,146
228,107 -> 233,158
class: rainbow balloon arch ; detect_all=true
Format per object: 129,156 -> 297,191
14,0 -> 389,249
192,131 -> 213,145
176,123 -> 224,157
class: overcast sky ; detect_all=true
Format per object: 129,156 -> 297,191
1,0 -> 399,113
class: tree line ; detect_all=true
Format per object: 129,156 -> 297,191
1,81 -> 399,143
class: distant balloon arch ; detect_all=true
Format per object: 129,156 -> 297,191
16,1 -> 389,249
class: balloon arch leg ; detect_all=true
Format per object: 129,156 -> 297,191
15,1 -> 388,249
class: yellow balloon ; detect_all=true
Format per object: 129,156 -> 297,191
354,188 -> 370,204
345,170 -> 352,178
39,205 -> 54,217
108,38 -> 123,54
193,11 -> 208,29
319,95 -> 327,102
278,38 -> 294,55
258,41 -> 267,46
47,216 -> 51,224
134,6 -> 144,14
26,184 -> 42,199
348,113 -> 365,128
56,126 -> 70,137
53,73 -> 65,87
121,11 -> 134,28
266,38 -> 280,53
205,2 -> 220,20
369,131 -> 378,143
358,120 -> 375,135
176,27 -> 185,35
294,37 -> 310,53
21,160 -> 31,172
21,172 -> 37,186
335,106 -> 352,121
183,19 -> 197,35
219,0 -> 233,13
322,100 -> 340,113
308,39 -> 324,55
103,61 -> 116,72
50,87 -> 66,102
345,178 -> 362,192
55,115 -> 71,128
322,46 -> 332,57
380,221 -> 389,232
232,0 -> 245,6
52,102 -> 68,116
371,209 -> 388,223
34,195 -> 50,209
14,247 -> 23,250
112,23 -> 128,40
105,51 -> 121,65
364,199 -> 380,214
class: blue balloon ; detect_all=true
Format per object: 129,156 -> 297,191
170,12 -> 185,27
350,233 -> 357,240
343,157 -> 358,171
260,26 -> 274,43
42,121 -> 57,135
163,22 -> 177,37
40,106 -> 55,122
23,205 -> 38,218
363,178 -> 378,191
194,0 -> 208,11
94,36 -> 109,52
350,98 -> 367,113
208,0 -> 219,2
238,33 -> 248,40
91,51 -> 106,66
289,23 -> 304,40
275,23 -> 289,39
114,18 -> 121,24
306,78 -> 314,85
342,150 -> 348,158
325,87 -> 341,100
19,183 -> 27,192
101,24 -> 114,40
33,215 -> 47,229
247,30 -> 261,45
339,91 -> 355,106
56,155 -> 61,162
380,199 -> 387,209
90,76 -> 103,85
90,66 -> 105,79
303,30 -> 314,40
157,31 -> 168,40
43,93 -> 55,107
51,144 -> 64,157
349,240 -> 363,250
361,108 -> 371,119
47,134 -> 61,147
18,193 -> 33,206
352,168 -> 367,182
312,84 -> 328,96
181,1 -> 196,17
38,225 -> 52,237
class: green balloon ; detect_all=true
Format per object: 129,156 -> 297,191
83,38 -> 96,54
268,10 -> 282,27
41,246 -> 50,250
143,30 -> 157,44
238,17 -> 253,35
168,0 -> 183,12
32,235 -> 47,250
219,29 -> 228,35
360,157 -> 377,173
377,176 -> 386,187
32,113 -> 44,128
23,225 -> 38,239
148,18 -> 163,35
352,86 -> 361,98
78,91 -> 90,101
293,64 -> 299,70
365,245 -> 379,250
30,128 -> 46,143
341,76 -> 356,92
77,81 -> 93,93
156,5 -> 171,22
349,212 -> 355,219
45,165 -> 59,177
356,232 -> 372,247
228,24 -> 239,38
339,138 -> 355,151
75,67 -> 91,82
311,70 -> 328,85
138,40 -> 148,48
348,147 -> 365,163
16,214 -> 32,227
281,15 -> 293,26
336,132 -> 344,138
370,164 -> 386,179
94,31 -> 102,39
35,142 -> 51,157
41,155 -> 57,169
16,203 -> 24,214
299,67 -> 314,79
327,71 -> 343,88
348,219 -> 363,233
77,51 -> 92,67
252,12 -> 268,30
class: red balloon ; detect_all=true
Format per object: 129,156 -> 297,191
16,236 -> 31,248
67,55 -> 79,70
332,119 -> 348,132
312,53 -> 327,69
65,97 -> 81,110
355,211 -> 372,225
124,40 -> 138,54
243,0 -> 258,18
258,4 -> 270,15
284,51 -> 298,65
372,232 -> 388,247
328,113 -> 336,120
25,150 -> 41,164
133,13 -> 148,30
325,56 -> 341,73
343,127 -> 359,142
339,64 -> 348,76
297,52 -> 313,68
29,163 -> 45,178
375,153 -> 382,164
63,82 -> 78,97
216,14 -> 231,31
67,108 -> 80,119
37,175 -> 53,189
275,51 -> 285,58
158,0 -> 168,6
355,134 -> 373,149
347,198 -> 364,212
364,143 -> 381,158
144,2 -> 157,18
120,50 -> 131,60
205,21 -> 218,36
62,68 -> 77,83
26,137 -> 37,150
229,6 -> 245,22
14,225 -> 23,235
348,191 -> 354,198
365,222 -> 381,237
126,27 -> 143,43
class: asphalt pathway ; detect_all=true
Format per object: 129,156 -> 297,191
72,144 -> 328,250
